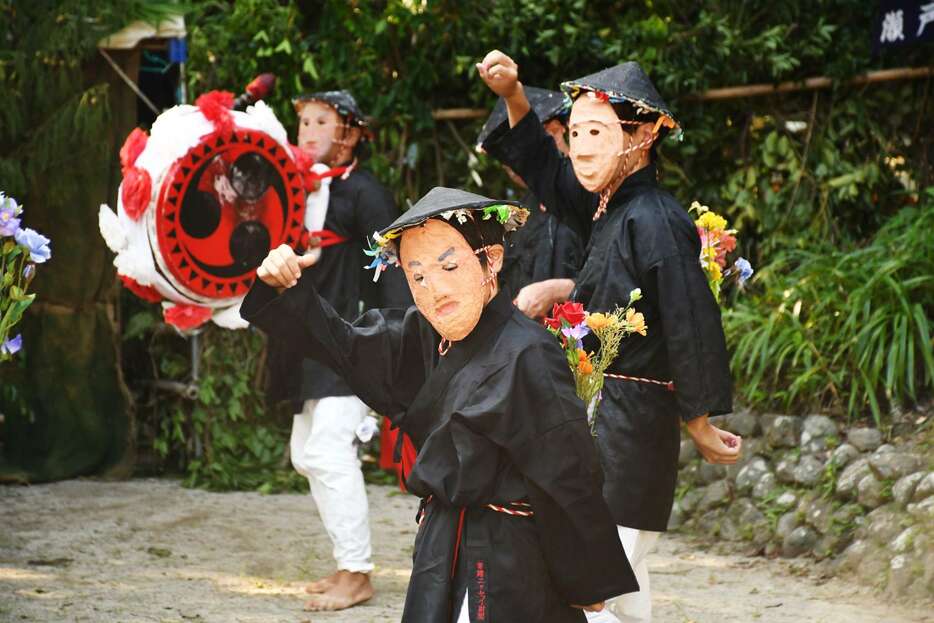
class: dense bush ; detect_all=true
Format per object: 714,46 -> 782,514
725,189 -> 934,424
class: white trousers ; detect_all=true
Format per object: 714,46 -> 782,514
586,526 -> 660,623
456,526 -> 659,623
290,396 -> 374,573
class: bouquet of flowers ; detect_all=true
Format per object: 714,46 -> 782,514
689,201 -> 753,303
544,290 -> 646,434
0,192 -> 52,361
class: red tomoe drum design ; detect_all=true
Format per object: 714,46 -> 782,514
155,128 -> 306,299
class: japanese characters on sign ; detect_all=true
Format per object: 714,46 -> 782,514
875,1 -> 934,49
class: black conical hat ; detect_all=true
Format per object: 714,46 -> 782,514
366,188 -> 527,278
475,86 -> 569,147
292,90 -> 368,127
561,62 -> 680,133
378,187 -> 525,239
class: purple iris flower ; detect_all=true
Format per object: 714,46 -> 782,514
1,334 -> 22,356
14,227 -> 51,264
561,323 -> 590,348
734,257 -> 754,285
0,199 -> 20,236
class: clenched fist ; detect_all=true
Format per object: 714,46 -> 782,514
256,244 -> 317,290
476,50 -> 521,99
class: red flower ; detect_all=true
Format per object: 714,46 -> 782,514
544,301 -> 586,329
195,90 -> 235,134
120,128 -> 148,173
121,166 -> 152,221
594,90 -> 610,102
119,275 -> 162,303
164,304 -> 213,331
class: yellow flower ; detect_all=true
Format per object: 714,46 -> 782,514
696,211 -> 728,231
626,308 -> 647,336
708,262 -> 722,281
586,312 -> 611,330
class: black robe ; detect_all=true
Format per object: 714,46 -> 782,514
484,111 -> 733,531
241,282 -> 637,622
500,190 -> 583,298
265,168 -> 412,406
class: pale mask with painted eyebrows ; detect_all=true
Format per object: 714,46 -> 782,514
398,219 -> 499,342
568,95 -> 626,192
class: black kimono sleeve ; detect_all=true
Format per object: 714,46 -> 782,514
630,195 -> 733,421
468,342 -> 638,604
483,111 -> 595,237
352,178 -> 413,310
240,278 -> 425,419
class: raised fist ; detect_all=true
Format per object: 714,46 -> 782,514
476,50 -> 521,99
256,244 -> 317,289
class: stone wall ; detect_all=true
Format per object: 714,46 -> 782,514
670,411 -> 933,599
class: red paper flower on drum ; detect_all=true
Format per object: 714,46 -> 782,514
119,275 -> 162,303
121,166 -> 152,221
164,304 -> 213,331
120,128 -> 148,173
544,301 -> 586,330
195,90 -> 235,135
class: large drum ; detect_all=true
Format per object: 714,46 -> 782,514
100,92 -> 327,331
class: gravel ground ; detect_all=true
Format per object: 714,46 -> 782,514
1,478 -> 930,623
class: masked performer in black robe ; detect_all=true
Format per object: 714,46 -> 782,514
476,87 -> 582,319
242,187 -> 637,622
476,52 -> 742,622
267,90 -> 411,611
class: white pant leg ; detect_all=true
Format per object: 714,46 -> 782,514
289,399 -> 318,479
456,590 -> 469,623
607,527 -> 661,622
290,396 -> 374,573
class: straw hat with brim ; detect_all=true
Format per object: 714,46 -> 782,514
476,86 -> 570,148
561,63 -> 681,139
364,187 -> 528,281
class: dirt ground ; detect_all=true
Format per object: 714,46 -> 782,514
1,479 -> 930,623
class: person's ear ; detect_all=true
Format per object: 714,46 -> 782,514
635,121 -> 655,145
485,244 -> 505,273
345,125 -> 363,150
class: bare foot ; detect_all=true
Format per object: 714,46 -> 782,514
304,570 -> 339,594
303,570 -> 374,612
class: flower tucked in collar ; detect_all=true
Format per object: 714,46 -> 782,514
733,257 -> 754,286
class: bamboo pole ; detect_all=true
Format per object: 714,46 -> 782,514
686,66 -> 934,101
431,107 -> 487,120
427,66 -> 933,118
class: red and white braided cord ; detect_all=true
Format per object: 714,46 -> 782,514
604,371 -> 675,392
484,502 -> 534,517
